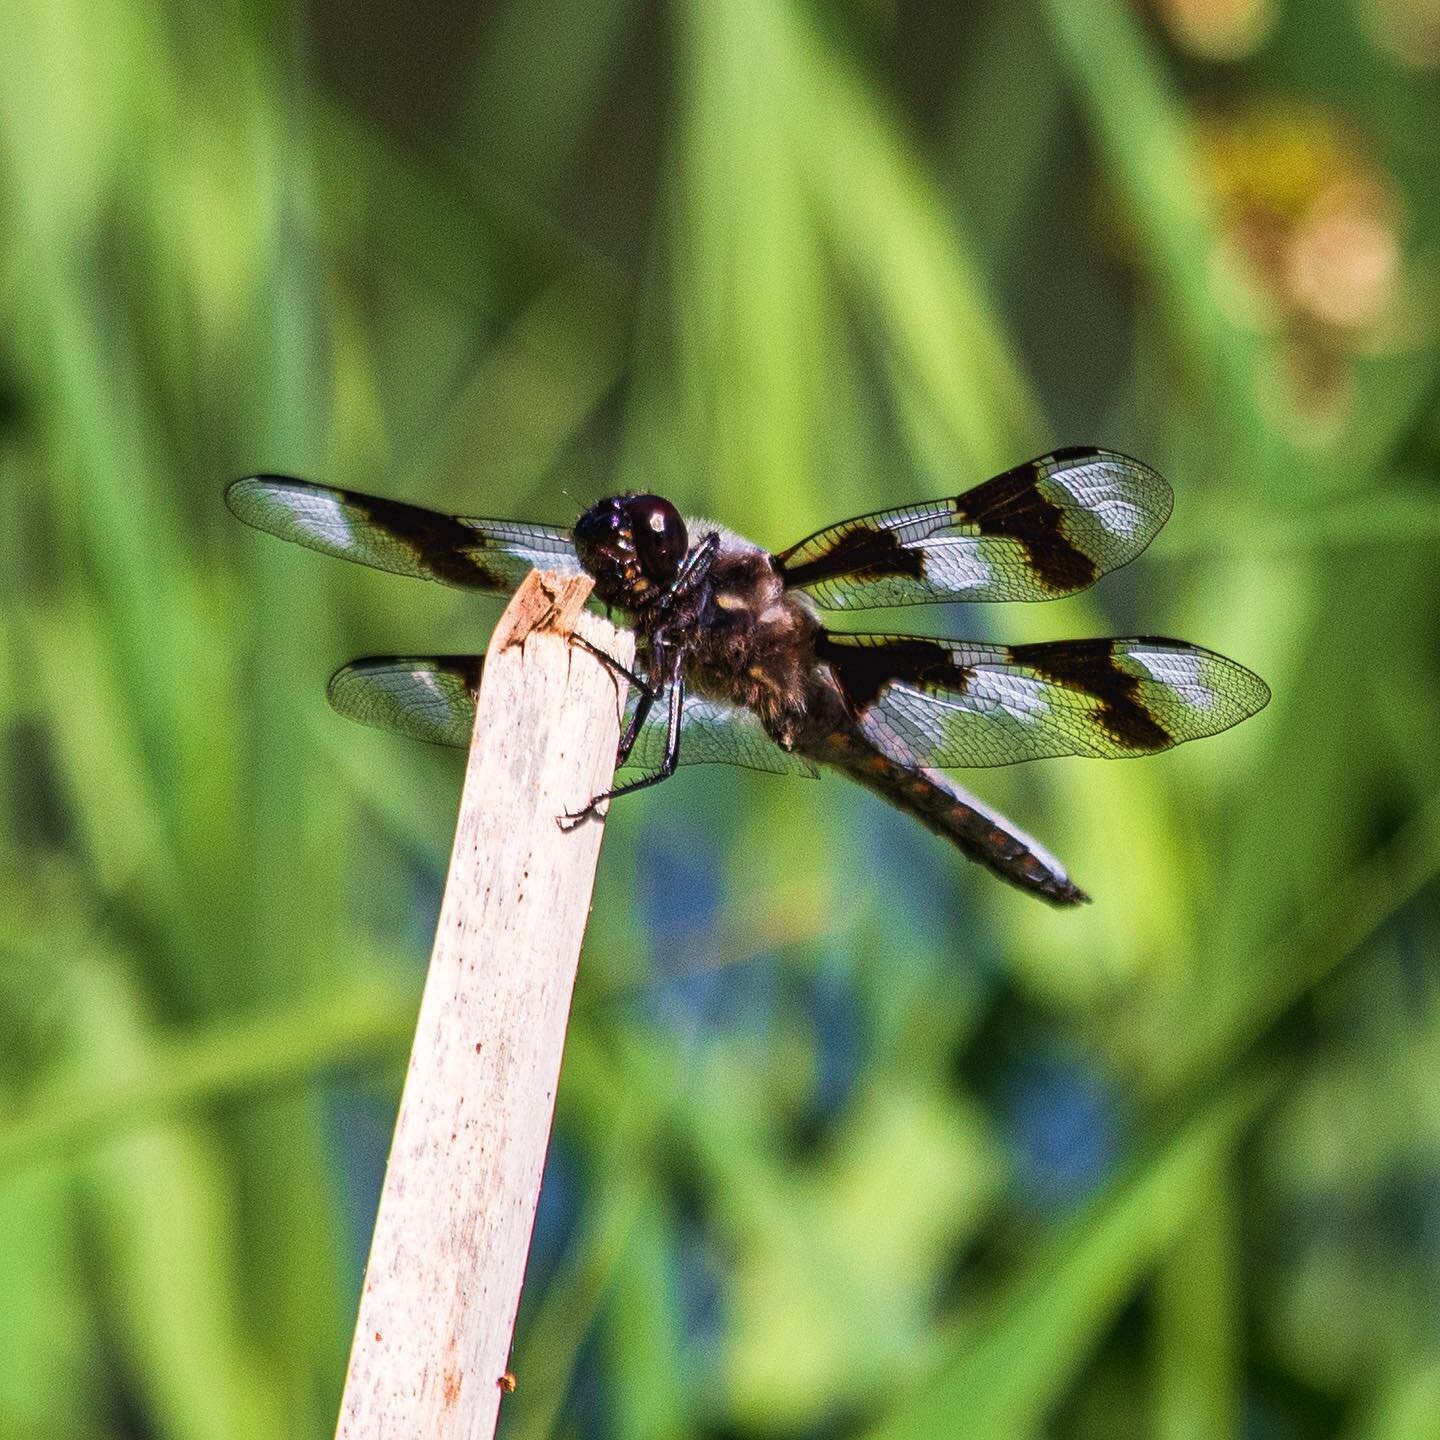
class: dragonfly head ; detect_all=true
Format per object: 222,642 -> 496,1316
574,494 -> 689,610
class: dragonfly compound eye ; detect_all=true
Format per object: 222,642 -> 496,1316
627,496 -> 688,585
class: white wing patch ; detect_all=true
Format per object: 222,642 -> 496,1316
1048,460 -> 1152,540
1128,648 -> 1217,710
978,671 -> 1051,722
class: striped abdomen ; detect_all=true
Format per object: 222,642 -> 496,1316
807,726 -> 1090,907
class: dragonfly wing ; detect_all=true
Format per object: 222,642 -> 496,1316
777,448 -> 1172,609
227,475 -> 580,593
327,656 -> 817,778
327,656 -> 483,747
816,632 -> 1270,766
618,692 -> 818,778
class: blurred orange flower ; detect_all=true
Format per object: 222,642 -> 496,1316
1196,101 -> 1419,438
1148,0 -> 1278,59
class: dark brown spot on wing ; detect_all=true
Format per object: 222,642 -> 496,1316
953,449 -> 1097,594
351,492 -> 512,590
777,525 -> 925,592
816,633 -> 974,714
1008,638 -> 1171,751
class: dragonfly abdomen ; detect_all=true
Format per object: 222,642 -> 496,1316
809,727 -> 1090,907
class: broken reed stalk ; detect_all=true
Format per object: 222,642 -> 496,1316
335,571 -> 634,1440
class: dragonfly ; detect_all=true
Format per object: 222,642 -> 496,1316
226,448 -> 1268,906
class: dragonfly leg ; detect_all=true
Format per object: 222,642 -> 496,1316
615,685 -> 654,767
569,633 -> 654,698
559,679 -> 684,829
652,532 -> 719,621
569,632 -> 662,767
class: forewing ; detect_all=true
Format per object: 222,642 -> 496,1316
777,448 -> 1172,609
817,632 -> 1269,767
226,475 -> 580,592
327,656 -> 816,777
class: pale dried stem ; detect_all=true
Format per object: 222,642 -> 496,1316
335,571 -> 634,1440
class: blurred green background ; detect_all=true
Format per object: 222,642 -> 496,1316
3,0 -> 1439,1436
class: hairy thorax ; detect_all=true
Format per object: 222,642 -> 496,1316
681,540 -> 836,749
